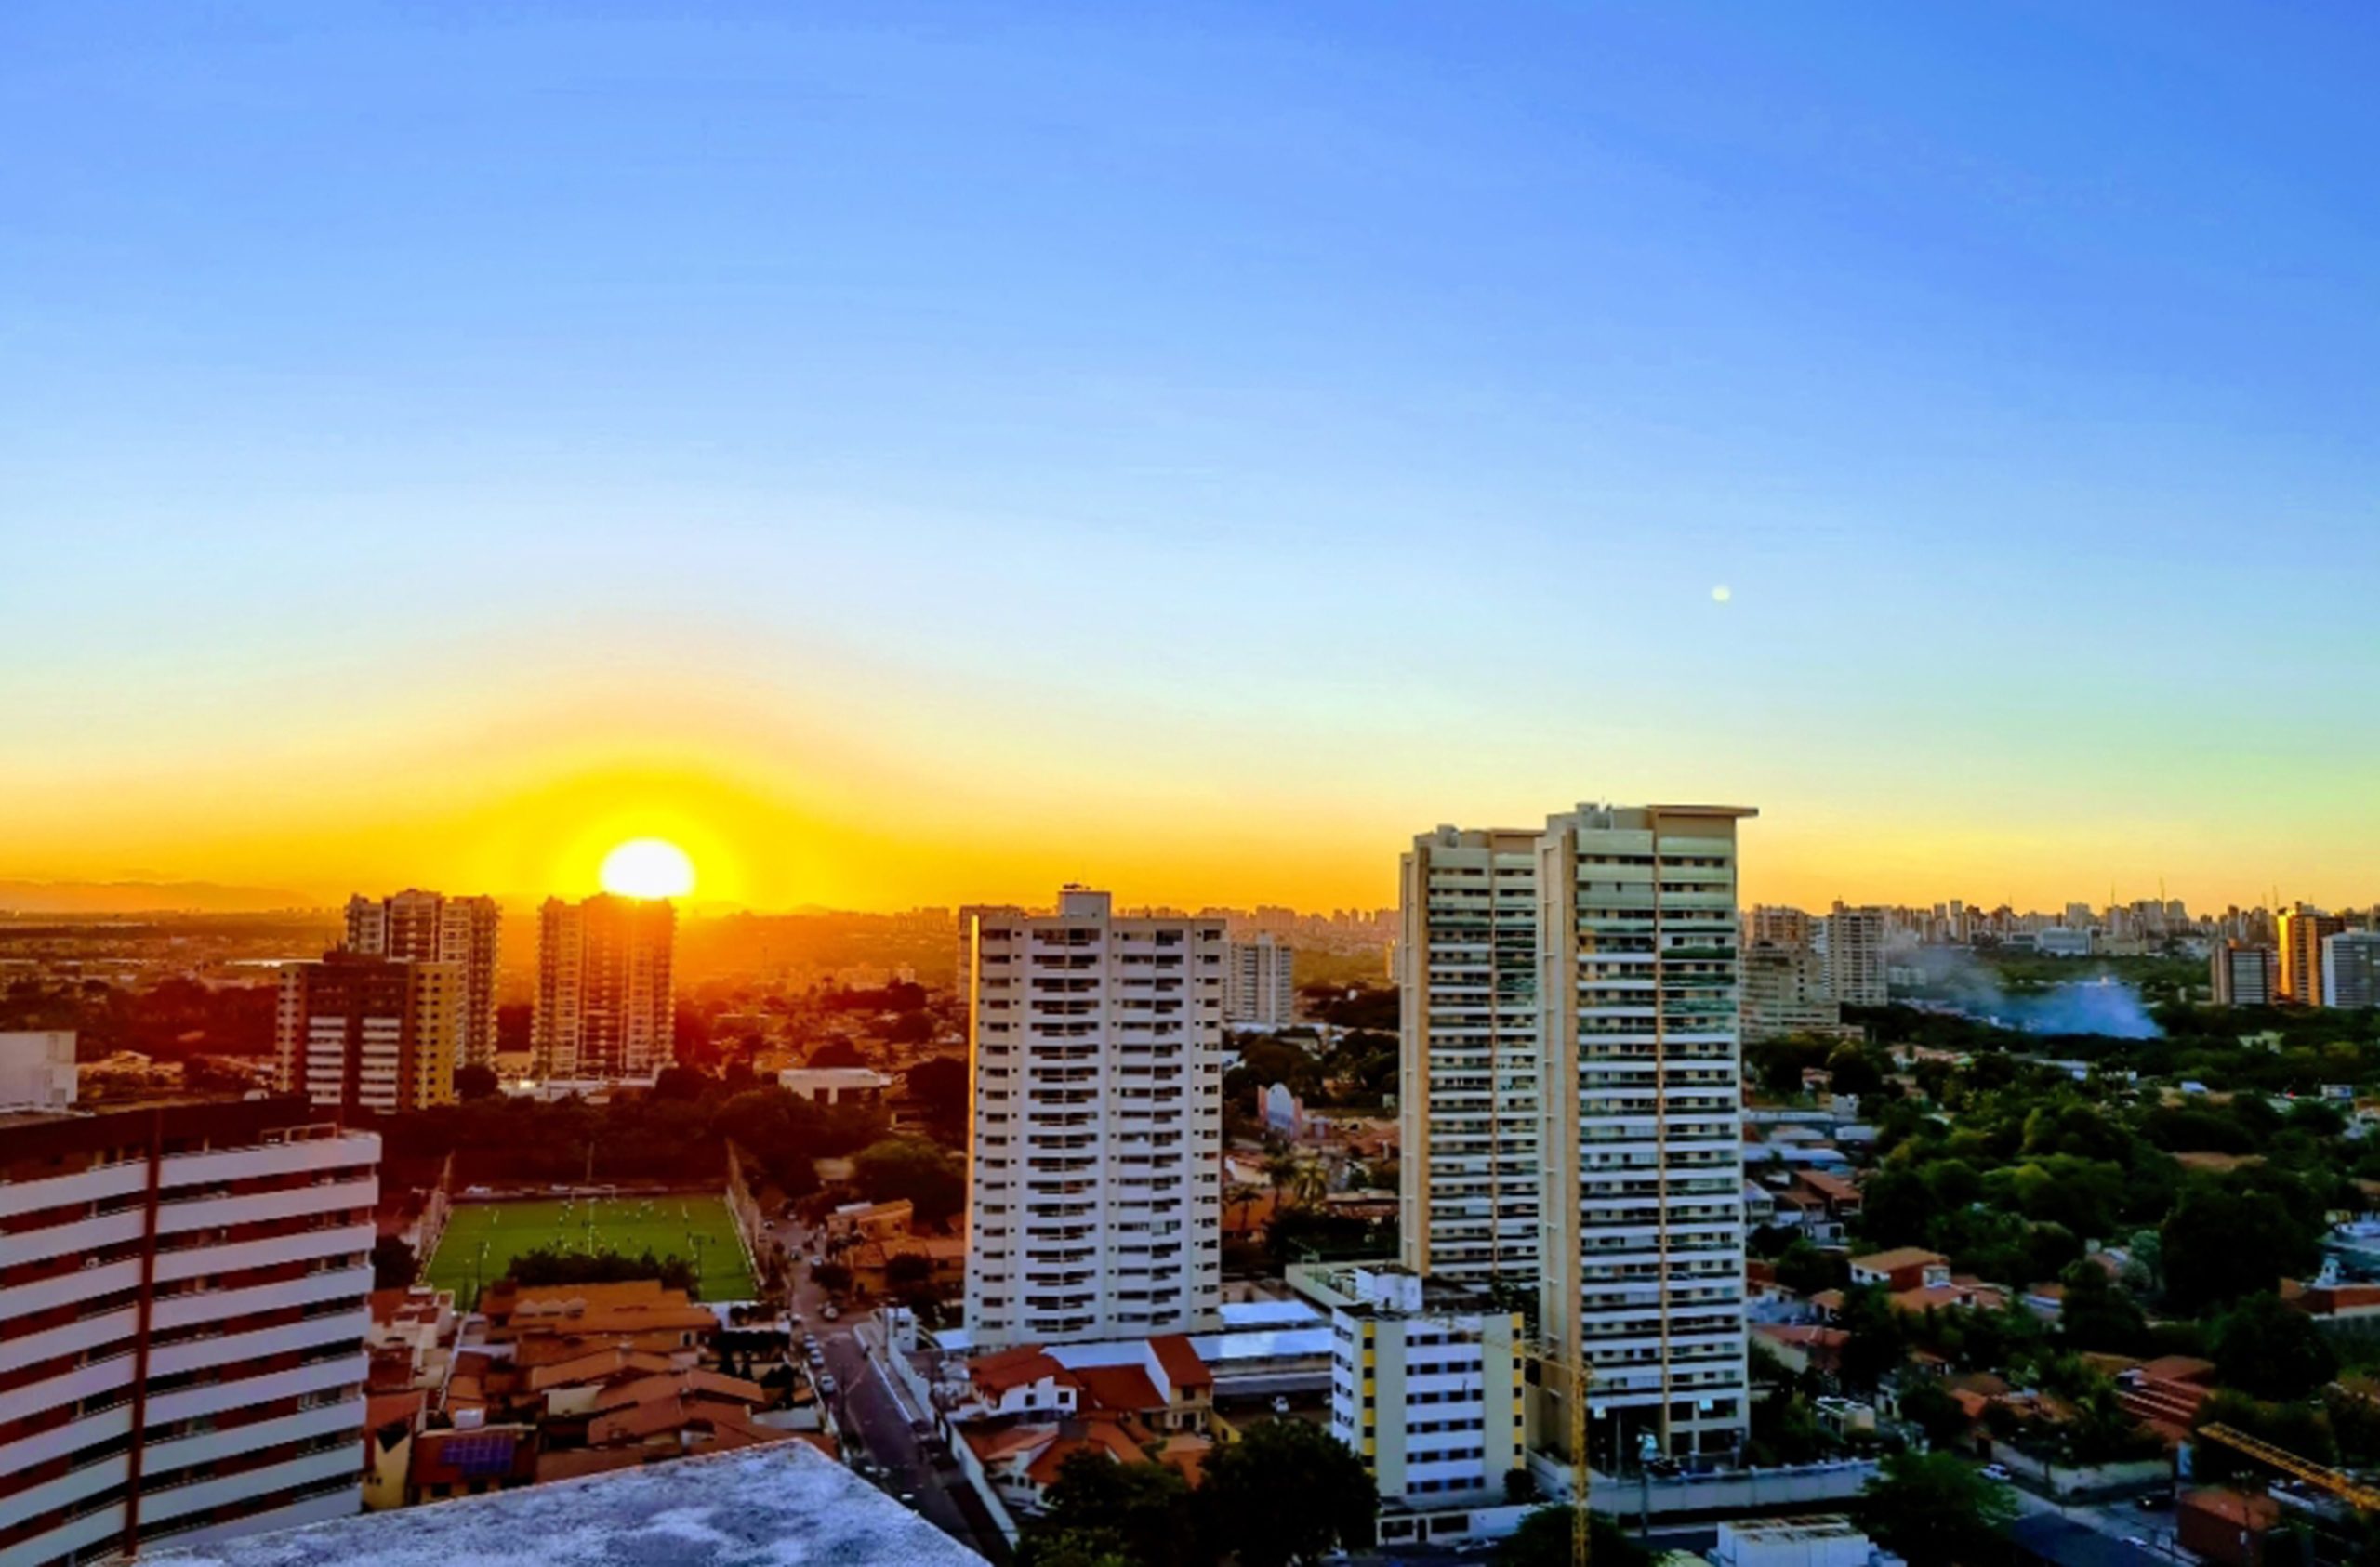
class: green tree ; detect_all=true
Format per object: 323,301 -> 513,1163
1837,1285 -> 1907,1394
455,1063 -> 500,1100
853,1137 -> 967,1226
1897,1378 -> 1972,1450
1860,1451 -> 2017,1567
371,1234 -> 418,1290
2162,1187 -> 2322,1313
1023,1453 -> 1206,1567
2214,1293 -> 2338,1402
1197,1418 -> 1375,1567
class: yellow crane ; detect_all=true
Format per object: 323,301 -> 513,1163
1516,1332 -> 1595,1567
2195,1424 -> 2380,1512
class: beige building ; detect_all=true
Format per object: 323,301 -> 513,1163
1739,942 -> 1848,1042
964,888 -> 1224,1347
277,952 -> 466,1113
1815,904 -> 1888,1007
344,889 -> 502,1069
2279,905 -> 2346,1005
533,894 -> 677,1080
1224,933 -> 1299,1029
1403,804 -> 1754,1469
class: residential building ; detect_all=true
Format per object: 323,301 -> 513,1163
2321,931 -> 2380,1009
1402,803 -> 1755,1468
1816,905 -> 1888,1007
1739,943 -> 1844,1042
963,888 -> 1225,1347
1746,906 -> 1813,950
1297,1262 -> 1526,1508
0,1031 -> 76,1110
1535,803 -> 1754,1465
2210,942 -> 2278,1007
1710,1516 -> 1886,1567
775,1066 -> 892,1107
2278,905 -> 2345,1005
1223,934 -> 1299,1029
343,890 -> 502,1070
533,894 -> 677,1080
0,1096 -> 379,1566
1399,826 -> 1542,1285
276,951 -> 467,1113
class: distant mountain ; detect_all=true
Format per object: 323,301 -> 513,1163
0,880 -> 327,915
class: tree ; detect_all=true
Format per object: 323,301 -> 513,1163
1023,1453 -> 1207,1567
808,1040 -> 865,1069
2214,1293 -> 2338,1402
1837,1285 -> 1907,1394
455,1063 -> 500,1100
2162,1186 -> 2322,1313
1775,1239 -> 1845,1297
1504,1467 -> 1540,1505
2056,1260 -> 2147,1353
811,1260 -> 853,1296
506,1245 -> 697,1295
1493,1508 -> 1648,1567
1197,1418 -> 1375,1567
1826,1045 -> 1885,1099
906,1056 -> 969,1139
372,1234 -> 418,1290
1897,1379 -> 1973,1451
1860,1451 -> 2017,1567
853,1137 -> 966,1226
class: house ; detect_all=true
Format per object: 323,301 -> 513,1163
1797,1170 -> 1864,1221
848,1234 -> 970,1297
2117,1356 -> 2218,1442
2177,1488 -> 2283,1567
1752,1323 -> 1847,1377
362,1390 -> 426,1511
1889,1276 -> 2009,1315
825,1197 -> 916,1243
407,1422 -> 542,1505
1849,1248 -> 1950,1293
960,1346 -> 1080,1419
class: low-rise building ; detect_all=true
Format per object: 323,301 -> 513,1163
776,1066 -> 892,1107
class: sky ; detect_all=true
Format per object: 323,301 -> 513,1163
6,2 -> 2378,915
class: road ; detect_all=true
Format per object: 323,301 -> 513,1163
765,1217 -> 1011,1562
2003,1472 -> 2191,1561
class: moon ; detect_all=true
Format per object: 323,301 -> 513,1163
1712,584 -> 1733,604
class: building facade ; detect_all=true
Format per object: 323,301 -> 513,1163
343,890 -> 502,1070
1223,935 -> 1299,1029
1739,943 -> 1844,1042
963,888 -> 1224,1348
1400,804 -> 1754,1470
276,953 -> 465,1113
2278,905 -> 2345,1005
1815,905 -> 1888,1008
1306,1263 -> 1526,1508
0,1097 -> 379,1566
2210,942 -> 2278,1007
2322,931 -> 2380,1010
532,894 -> 677,1080
0,1033 -> 77,1111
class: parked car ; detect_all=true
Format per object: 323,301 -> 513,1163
822,1305 -> 840,1322
1980,1464 -> 2012,1481
818,1374 -> 838,1395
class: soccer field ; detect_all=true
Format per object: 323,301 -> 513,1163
423,1194 -> 758,1303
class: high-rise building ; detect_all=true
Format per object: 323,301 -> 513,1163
1399,826 -> 1542,1286
1815,904 -> 1888,1007
0,1030 -> 77,1110
963,888 -> 1224,1348
343,889 -> 502,1070
2322,931 -> 2380,1010
0,1096 -> 379,1563
1223,933 -> 1298,1029
1746,905 -> 1812,949
533,894 -> 677,1080
1402,803 -> 1755,1468
2278,905 -> 2345,1005
1739,942 -> 1844,1042
2210,942 -> 2278,1007
276,952 -> 466,1113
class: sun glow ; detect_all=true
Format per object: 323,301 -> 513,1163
598,837 -> 695,900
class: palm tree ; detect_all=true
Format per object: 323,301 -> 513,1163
1289,1162 -> 1329,1210
1263,1152 -> 1298,1197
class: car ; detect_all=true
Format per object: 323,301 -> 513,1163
1980,1464 -> 2012,1481
817,1375 -> 838,1395
898,1492 -> 917,1506
2135,1494 -> 2172,1511
822,1305 -> 840,1322
2124,1537 -> 2149,1550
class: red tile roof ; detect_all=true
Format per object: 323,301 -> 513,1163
970,1344 -> 1066,1394
1149,1335 -> 1211,1393
1072,1364 -> 1163,1416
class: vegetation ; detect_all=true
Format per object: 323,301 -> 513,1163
1492,1508 -> 1649,1567
1859,1452 -> 2017,1567
424,1195 -> 753,1300
502,1244 -> 703,1296
852,1136 -> 967,1226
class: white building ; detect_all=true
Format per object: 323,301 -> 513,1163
0,1031 -> 76,1110
776,1065 -> 892,1107
343,889 -> 502,1069
1224,934 -> 1299,1029
2322,931 -> 2380,1010
534,893 -> 676,1080
0,1096 -> 379,1565
1297,1262 -> 1526,1508
1403,804 -> 1754,1470
963,888 -> 1225,1348
1711,1515 -> 1896,1567
1815,906 -> 1888,1007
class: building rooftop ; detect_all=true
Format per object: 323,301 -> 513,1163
142,1444 -> 985,1567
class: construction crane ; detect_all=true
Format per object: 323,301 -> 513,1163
1514,1331 -> 1595,1567
2196,1424 -> 2380,1512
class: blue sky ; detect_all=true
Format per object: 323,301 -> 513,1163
5,2 -> 2377,910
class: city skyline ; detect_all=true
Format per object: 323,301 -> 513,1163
9,6 -> 2380,915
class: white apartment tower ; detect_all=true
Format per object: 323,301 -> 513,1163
533,894 -> 677,1080
1224,933 -> 1299,1029
1815,904 -> 1888,1008
343,889 -> 502,1069
964,888 -> 1224,1348
0,1098 -> 379,1564
1403,804 -> 1755,1469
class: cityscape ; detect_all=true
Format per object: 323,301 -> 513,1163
9,7 -> 2380,1567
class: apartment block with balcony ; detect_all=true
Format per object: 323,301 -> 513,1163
0,1097 -> 379,1567
533,894 -> 677,1081
1223,935 -> 1299,1030
276,953 -> 465,1114
2278,905 -> 2345,1006
2210,942 -> 2278,1007
964,889 -> 1224,1348
1399,827 -> 1541,1288
342,890 -> 501,1071
2323,931 -> 2380,1010
1537,803 -> 1754,1467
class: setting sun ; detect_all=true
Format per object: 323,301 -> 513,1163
598,837 -> 695,900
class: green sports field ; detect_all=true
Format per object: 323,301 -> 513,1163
423,1195 -> 757,1303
